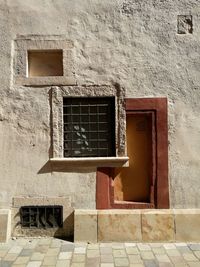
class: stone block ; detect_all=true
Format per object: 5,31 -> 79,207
174,209 -> 200,241
98,210 -> 142,242
74,210 -> 97,243
141,210 -> 175,242
0,209 -> 11,242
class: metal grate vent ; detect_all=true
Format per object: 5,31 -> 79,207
63,97 -> 116,157
20,206 -> 63,228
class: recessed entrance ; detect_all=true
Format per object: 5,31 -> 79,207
113,112 -> 155,203
96,98 -> 169,209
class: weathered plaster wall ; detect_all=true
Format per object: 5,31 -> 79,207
0,0 -> 200,210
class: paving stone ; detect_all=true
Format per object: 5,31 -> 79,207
8,246 -> 23,254
194,251 -> 200,259
114,257 -> 129,266
126,246 -> 140,254
12,265 -> 27,267
100,253 -> 114,263
137,244 -> 151,251
113,249 -> 126,258
35,245 -> 49,253
72,254 -> 85,262
42,256 -> 57,265
189,244 -> 200,251
74,247 -> 86,254
111,243 -> 125,249
99,243 -> 113,248
74,242 -> 87,248
0,249 -> 8,257
87,249 -> 100,258
158,263 -> 173,267
0,261 -> 14,267
187,262 -> 200,267
3,253 -> 18,261
155,254 -> 171,263
173,264 -> 188,267
143,260 -> 159,267
128,254 -> 143,264
182,253 -> 198,261
175,243 -> 187,247
166,249 -> 181,256
169,255 -> 185,264
124,243 -> 136,247
88,244 -> 99,250
58,252 -> 72,260
163,244 -> 176,250
71,263 -> 85,267
60,244 -> 74,252
86,257 -> 100,267
31,252 -> 45,261
176,246 -> 192,253
152,247 -> 166,255
46,247 -> 60,256
56,260 -> 70,267
100,247 -> 112,254
14,256 -> 29,264
39,239 -> 52,245
100,264 -> 114,267
27,262 -> 42,267
148,243 -> 163,248
130,264 -> 145,267
20,248 -> 33,256
141,251 -> 155,260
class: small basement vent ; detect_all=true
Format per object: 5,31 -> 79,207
20,206 -> 63,228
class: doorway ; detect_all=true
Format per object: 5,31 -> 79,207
113,112 -> 155,204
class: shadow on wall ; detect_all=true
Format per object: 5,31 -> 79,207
37,161 -> 96,174
54,210 -> 74,242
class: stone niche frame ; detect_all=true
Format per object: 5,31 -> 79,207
12,197 -> 73,238
50,85 -> 129,167
13,35 -> 76,86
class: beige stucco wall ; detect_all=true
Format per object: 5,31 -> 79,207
0,0 -> 200,214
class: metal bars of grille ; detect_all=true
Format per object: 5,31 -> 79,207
63,97 -> 115,157
20,206 -> 63,228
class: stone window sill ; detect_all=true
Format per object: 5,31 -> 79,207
15,76 -> 76,86
50,157 -> 129,167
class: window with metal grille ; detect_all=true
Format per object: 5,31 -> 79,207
20,206 -> 63,228
63,97 -> 116,157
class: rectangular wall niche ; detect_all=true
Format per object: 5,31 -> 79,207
28,50 -> 63,77
177,15 -> 193,34
20,206 -> 63,228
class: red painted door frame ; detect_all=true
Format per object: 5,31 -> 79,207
96,97 -> 169,209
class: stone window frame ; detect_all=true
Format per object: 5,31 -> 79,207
13,35 -> 76,86
50,85 -> 129,168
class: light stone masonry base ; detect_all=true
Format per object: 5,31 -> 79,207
0,209 -> 11,242
75,209 -> 200,243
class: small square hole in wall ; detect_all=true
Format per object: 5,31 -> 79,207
28,50 -> 63,77
177,15 -> 193,34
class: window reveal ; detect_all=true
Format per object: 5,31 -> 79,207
63,97 -> 116,157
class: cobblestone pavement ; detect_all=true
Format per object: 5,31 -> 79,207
1,238 -> 200,267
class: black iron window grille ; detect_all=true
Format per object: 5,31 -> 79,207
20,206 -> 63,228
63,97 -> 116,157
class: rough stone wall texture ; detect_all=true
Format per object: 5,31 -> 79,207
0,0 -> 200,211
